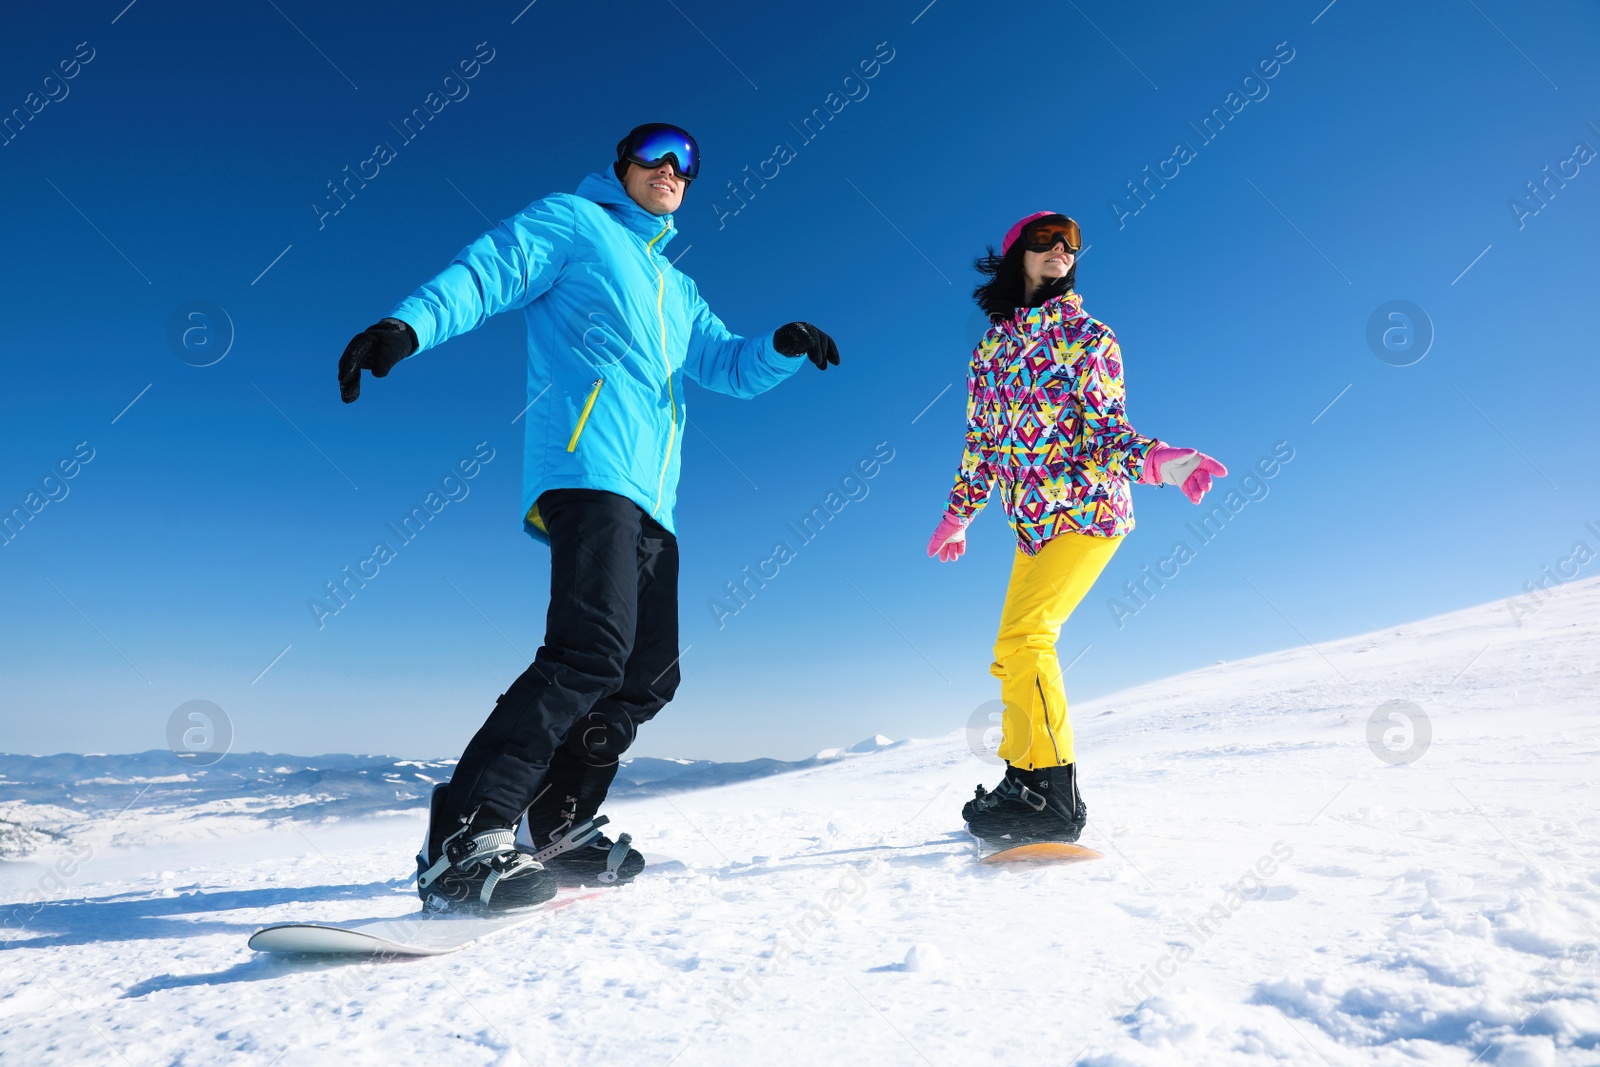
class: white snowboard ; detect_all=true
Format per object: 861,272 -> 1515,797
246,862 -> 682,957
248,906 -> 551,957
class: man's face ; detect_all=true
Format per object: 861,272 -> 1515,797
622,160 -> 687,216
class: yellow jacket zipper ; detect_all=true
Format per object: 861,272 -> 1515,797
566,377 -> 605,452
645,223 -> 675,515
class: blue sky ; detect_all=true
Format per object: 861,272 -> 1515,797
1,0 -> 1595,762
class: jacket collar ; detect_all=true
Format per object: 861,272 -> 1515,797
575,169 -> 678,250
1012,290 -> 1084,331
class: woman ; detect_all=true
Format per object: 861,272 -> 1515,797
926,211 -> 1225,847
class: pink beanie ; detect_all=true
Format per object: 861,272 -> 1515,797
1001,211 -> 1061,256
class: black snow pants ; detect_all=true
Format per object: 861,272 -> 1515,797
445,488 -> 681,826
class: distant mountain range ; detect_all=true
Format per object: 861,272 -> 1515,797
0,737 -> 899,858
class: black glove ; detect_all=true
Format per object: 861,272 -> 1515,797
338,318 -> 418,403
773,321 -> 840,371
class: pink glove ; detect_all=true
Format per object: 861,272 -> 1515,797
926,513 -> 968,562
1140,444 -> 1228,505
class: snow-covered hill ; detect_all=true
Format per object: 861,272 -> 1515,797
1,579 -> 1597,1065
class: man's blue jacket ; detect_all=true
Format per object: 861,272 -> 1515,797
391,168 -> 799,542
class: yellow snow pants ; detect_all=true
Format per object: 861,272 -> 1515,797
992,531 -> 1123,771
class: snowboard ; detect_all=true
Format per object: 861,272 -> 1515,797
248,856 -> 684,957
979,841 -> 1103,865
247,886 -> 605,957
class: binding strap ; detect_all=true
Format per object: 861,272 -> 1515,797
417,826 -> 518,891
417,854 -> 451,891
1014,783 -> 1048,812
598,833 -> 633,884
985,777 -> 1046,813
531,815 -> 610,864
478,850 -> 540,907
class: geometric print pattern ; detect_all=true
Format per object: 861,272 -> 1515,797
945,291 -> 1156,556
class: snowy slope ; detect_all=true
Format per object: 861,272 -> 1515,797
1,578 -> 1597,1066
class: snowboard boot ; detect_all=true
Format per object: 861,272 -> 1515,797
416,784 -> 558,912
517,748 -> 645,885
963,763 -> 1088,846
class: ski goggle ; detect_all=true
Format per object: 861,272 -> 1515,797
616,123 -> 700,181
1019,215 -> 1082,254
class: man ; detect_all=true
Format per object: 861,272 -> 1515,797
337,123 -> 840,911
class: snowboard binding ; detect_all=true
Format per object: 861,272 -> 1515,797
518,750 -> 646,885
416,785 -> 557,913
963,763 -> 1088,847
522,814 -> 642,885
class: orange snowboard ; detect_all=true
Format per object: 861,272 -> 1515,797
980,841 -> 1103,865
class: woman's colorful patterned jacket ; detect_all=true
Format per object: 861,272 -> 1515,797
944,290 -> 1157,556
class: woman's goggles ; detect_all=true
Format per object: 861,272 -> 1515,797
1019,215 -> 1082,254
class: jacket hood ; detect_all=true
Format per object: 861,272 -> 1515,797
575,169 -> 678,249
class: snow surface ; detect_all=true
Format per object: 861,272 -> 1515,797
2,578 -> 1598,1065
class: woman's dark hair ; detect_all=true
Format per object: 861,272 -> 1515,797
972,242 -> 1076,321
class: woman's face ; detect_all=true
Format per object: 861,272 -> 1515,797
1024,245 -> 1076,285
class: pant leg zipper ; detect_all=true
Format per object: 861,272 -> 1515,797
1037,675 -> 1063,765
